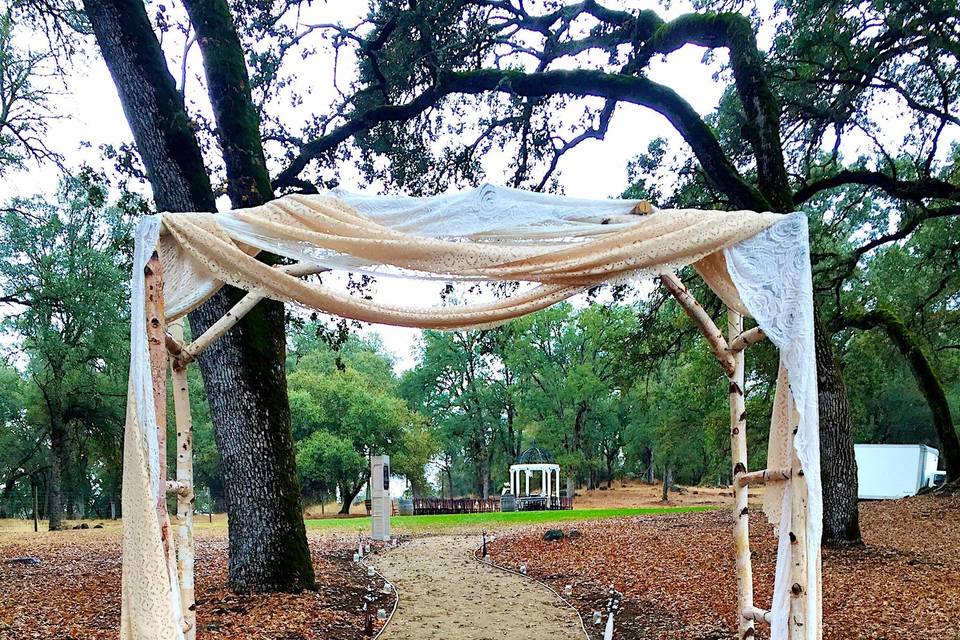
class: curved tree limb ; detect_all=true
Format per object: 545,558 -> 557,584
274,67 -> 769,210
794,169 -> 960,205
838,306 -> 960,482
635,12 -> 793,210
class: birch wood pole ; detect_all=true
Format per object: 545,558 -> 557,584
171,262 -> 328,367
730,326 -> 766,352
144,253 -> 170,539
728,308 -> 755,640
147,253 -> 192,634
737,467 -> 791,487
169,318 -> 196,640
789,447 -> 809,640
660,272 -> 805,639
660,273 -> 735,376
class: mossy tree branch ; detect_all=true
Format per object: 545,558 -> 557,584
635,12 -> 793,211
276,7 -> 791,212
839,306 -> 960,482
274,67 -> 770,211
794,170 -> 960,205
181,0 -> 273,208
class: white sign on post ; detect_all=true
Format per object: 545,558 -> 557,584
371,455 -> 391,541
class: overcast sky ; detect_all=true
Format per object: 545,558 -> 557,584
6,0 -> 930,372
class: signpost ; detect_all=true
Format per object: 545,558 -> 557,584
371,455 -> 391,541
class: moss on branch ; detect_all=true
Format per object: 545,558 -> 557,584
638,12 -> 792,211
844,306 -> 960,481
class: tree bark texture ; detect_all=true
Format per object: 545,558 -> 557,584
180,0 -> 273,207
47,411 -> 66,531
181,0 -> 314,592
660,467 -> 673,502
814,307 -> 862,546
84,0 -> 314,592
191,302 -> 314,590
82,0 -> 216,213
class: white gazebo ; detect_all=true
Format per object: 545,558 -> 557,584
508,445 -> 561,508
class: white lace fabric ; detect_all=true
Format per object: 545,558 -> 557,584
725,213 -> 822,639
124,185 -> 819,640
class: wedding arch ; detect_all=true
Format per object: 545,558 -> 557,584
122,184 -> 821,640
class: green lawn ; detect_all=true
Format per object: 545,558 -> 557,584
303,505 -> 715,534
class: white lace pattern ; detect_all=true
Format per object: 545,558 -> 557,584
122,189 -> 819,640
725,213 -> 821,640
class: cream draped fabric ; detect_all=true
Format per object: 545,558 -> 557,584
122,185 -> 820,640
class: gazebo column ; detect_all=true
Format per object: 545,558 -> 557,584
544,469 -> 551,508
555,468 -> 560,499
525,470 -> 530,496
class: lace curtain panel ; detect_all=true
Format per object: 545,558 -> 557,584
123,185 -> 820,640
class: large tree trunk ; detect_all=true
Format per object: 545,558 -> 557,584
815,307 -> 862,546
660,467 -> 673,502
481,459 -> 490,500
180,0 -> 273,206
339,480 -> 363,515
83,0 -> 314,592
81,0 -> 217,211
48,411 -> 66,531
182,0 -> 314,593
190,300 -> 315,591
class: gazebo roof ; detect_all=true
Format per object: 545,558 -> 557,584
515,444 -> 556,465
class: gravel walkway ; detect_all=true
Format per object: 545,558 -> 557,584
372,534 -> 583,640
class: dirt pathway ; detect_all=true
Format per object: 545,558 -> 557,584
372,535 -> 583,640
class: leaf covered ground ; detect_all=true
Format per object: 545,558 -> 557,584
0,529 -> 393,639
487,495 -> 960,639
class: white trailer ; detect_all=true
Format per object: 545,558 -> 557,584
855,444 -> 941,500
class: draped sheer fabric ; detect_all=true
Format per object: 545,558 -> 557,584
122,185 -> 819,640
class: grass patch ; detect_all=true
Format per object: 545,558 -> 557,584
304,505 -> 715,533
0,506 -> 717,541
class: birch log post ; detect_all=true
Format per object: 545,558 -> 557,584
660,275 -> 757,637
144,253 -> 170,537
147,253 -> 190,633
737,467 -> 791,487
660,273 -> 735,376
173,262 -> 328,367
728,308 -> 755,640
169,319 -> 196,640
789,447 -> 809,640
730,326 -> 766,352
